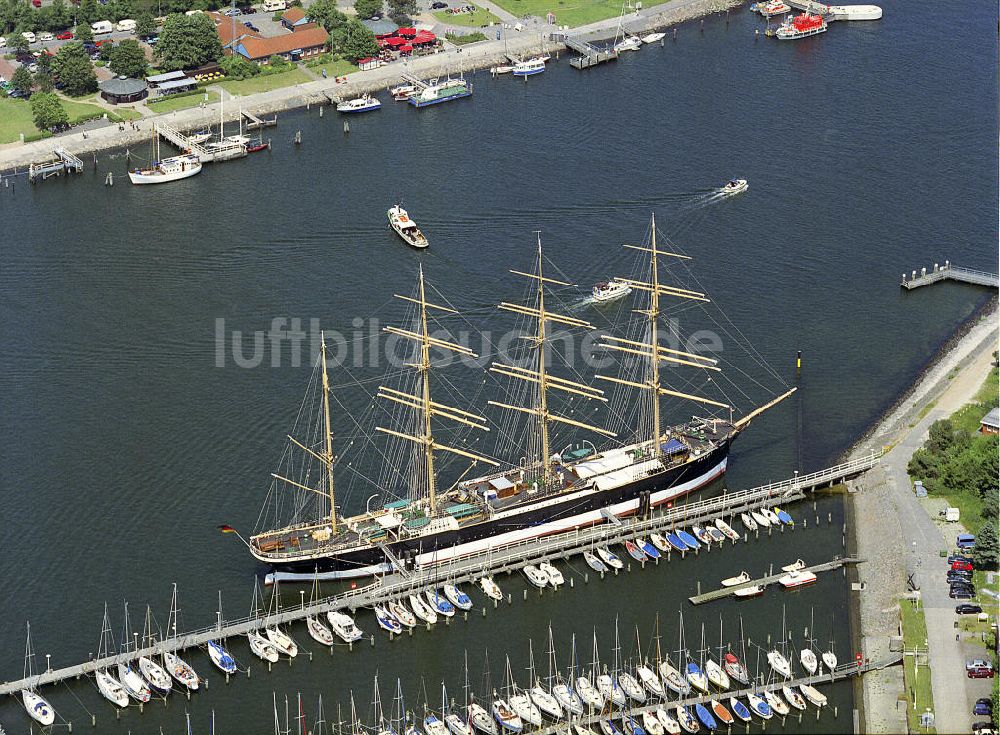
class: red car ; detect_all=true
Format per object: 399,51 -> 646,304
31,0 -> 41,6
968,667 -> 995,679
55,31 -> 74,40
952,560 -> 974,571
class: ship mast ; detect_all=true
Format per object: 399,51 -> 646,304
489,234 -> 614,484
377,266 -> 497,514
598,214 -> 729,453
320,332 -> 337,531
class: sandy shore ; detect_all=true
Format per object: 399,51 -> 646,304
0,0 -> 741,172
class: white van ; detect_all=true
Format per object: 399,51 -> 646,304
184,9 -> 203,15
116,19 -> 136,32
263,0 -> 287,11
91,20 -> 113,35
22,31 -> 36,43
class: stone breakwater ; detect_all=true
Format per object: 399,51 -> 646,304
0,0 -> 742,172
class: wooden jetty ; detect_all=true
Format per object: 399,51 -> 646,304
0,452 -> 880,698
558,34 -> 618,69
28,148 -> 83,183
530,654 -> 903,735
155,123 -> 246,162
242,109 -> 277,130
901,261 -> 999,290
688,555 -> 864,605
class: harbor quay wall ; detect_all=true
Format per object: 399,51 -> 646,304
0,0 -> 742,173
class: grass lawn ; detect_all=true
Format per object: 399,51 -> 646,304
899,597 -> 935,733
433,5 -> 500,26
146,90 -> 220,114
446,31 -> 487,44
0,97 -> 38,144
951,366 -> 999,434
307,59 -> 358,79
59,97 -> 115,125
219,68 -> 311,96
489,0 -> 665,27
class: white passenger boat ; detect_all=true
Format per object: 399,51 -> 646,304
265,626 -> 298,657
96,669 -> 130,707
162,652 -> 200,690
118,662 -> 151,702
798,684 -> 827,707
641,31 -> 665,43
538,561 -> 564,588
337,95 -> 381,113
779,569 -> 817,588
248,631 -> 280,662
479,576 -> 503,601
592,279 -> 632,303
714,517 -> 740,540
444,583 -> 474,610
138,655 -> 172,694
22,690 -> 55,725
763,689 -> 789,716
800,648 -> 818,674
767,650 -> 792,679
129,153 -> 202,185
781,686 -> 807,710
523,564 -> 550,588
721,179 -> 748,195
721,571 -> 751,587
388,600 -> 417,627
408,594 -> 438,625
388,204 -> 429,248
307,615 -> 335,645
327,610 -> 364,642
596,546 -> 624,569
512,57 -> 546,76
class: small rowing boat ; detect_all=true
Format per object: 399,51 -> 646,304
714,517 -> 740,540
677,530 -> 700,550
692,525 -> 713,544
711,699 -> 734,725
624,540 -> 647,562
583,550 -> 608,573
722,652 -> 750,685
729,697 -> 752,722
799,684 -> 827,707
721,571 -> 751,587
596,546 -> 624,569
479,576 -> 503,601
764,690 -> 789,716
666,532 -> 687,552
782,686 -> 807,711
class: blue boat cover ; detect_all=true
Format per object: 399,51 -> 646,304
660,439 -> 686,455
677,530 -> 701,550
695,703 -> 717,730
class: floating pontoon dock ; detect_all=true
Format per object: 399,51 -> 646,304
901,262 -> 999,290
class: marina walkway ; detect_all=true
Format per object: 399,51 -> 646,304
0,453 -> 880,698
901,262 -> 999,290
688,556 -> 864,604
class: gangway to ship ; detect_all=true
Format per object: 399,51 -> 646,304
378,542 -> 412,579
28,148 -> 84,182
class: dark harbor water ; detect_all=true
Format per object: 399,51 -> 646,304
0,0 -> 996,731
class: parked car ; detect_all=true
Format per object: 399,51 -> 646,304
952,560 -> 974,571
955,604 -> 983,615
243,21 -> 259,30
22,31 -> 36,43
223,7 -> 240,15
973,723 -> 996,735
56,30 -> 74,39
966,659 -> 993,671
974,698 -> 993,716
38,31 -> 53,41
0,36 -> 6,47
948,554 -> 974,564
951,588 -> 975,599
950,581 -> 976,591
957,533 -> 976,550
968,666 -> 995,679
948,572 -> 973,582
237,5 -> 254,13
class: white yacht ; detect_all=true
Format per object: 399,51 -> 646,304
128,153 -> 202,185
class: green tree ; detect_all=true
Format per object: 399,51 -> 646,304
353,0 -> 381,18
973,522 -> 998,571
78,0 -> 99,24
134,8 -> 156,38
386,0 -> 416,24
154,12 -> 222,71
109,38 -> 147,77
341,19 -> 376,61
219,52 -> 258,79
29,91 -> 68,129
36,50 -> 52,71
34,68 -> 54,92
50,0 -> 70,29
74,21 -> 94,43
11,30 -> 31,54
53,41 -> 98,95
10,65 -> 34,95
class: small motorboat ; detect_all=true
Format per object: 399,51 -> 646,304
512,57 -> 546,76
490,64 -> 514,74
425,589 -> 456,617
96,669 -> 130,707
575,675 -> 605,709
740,512 -> 757,532
714,518 -> 740,540
22,689 -> 55,726
592,279 -> 632,303
387,204 -> 429,249
822,650 -> 838,670
763,690 -> 789,716
650,533 -> 670,552
613,35 -> 642,52
509,691 -> 541,727
538,561 -> 565,588
720,179 -> 748,195
729,697 -> 752,722
162,652 -> 200,690
779,569 -> 818,588
750,509 -> 770,527
553,681 -> 585,715
774,507 -> 794,525
641,710 -> 664,735
655,708 -> 681,735
444,583 -> 474,610
246,140 -> 269,153
248,630 -> 280,662
328,610 -> 365,642
583,550 -> 608,573
665,532 -> 687,552
694,702 -> 717,731
641,31 -> 665,43
468,703 -> 497,735
767,650 -> 792,679
710,700 -> 733,725
746,693 -> 772,719
782,558 -> 806,573
337,95 -> 381,113
782,686 -> 807,711
388,600 -> 417,627
685,662 -> 709,693
721,571 -> 751,587
529,684 -> 563,719
374,604 -> 404,634
676,530 -> 700,550
480,576 -> 504,601
761,507 -> 781,525
692,525 -> 713,544
138,655 -> 172,694
206,640 -> 237,675
446,713 -> 474,735
707,527 -> 726,544
408,594 -> 438,625
390,84 -> 417,99
596,546 -> 624,569
674,706 -> 698,734
491,699 -> 522,733
597,674 -> 627,706
636,663 -> 665,698
799,684 -> 827,708
523,564 -> 550,588
637,537 -> 661,559
425,714 -> 451,735
704,658 -> 730,690
733,584 -> 765,598
617,671 -> 646,703
800,648 -> 818,675
722,653 -> 750,685
658,659 -> 689,695
624,540 -> 647,562
265,626 -> 298,657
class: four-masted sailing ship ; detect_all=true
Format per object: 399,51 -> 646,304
249,216 -> 795,579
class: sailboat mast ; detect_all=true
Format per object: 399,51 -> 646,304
533,238 -> 553,479
647,213 -> 662,450
418,266 -> 438,512
320,333 -> 338,531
